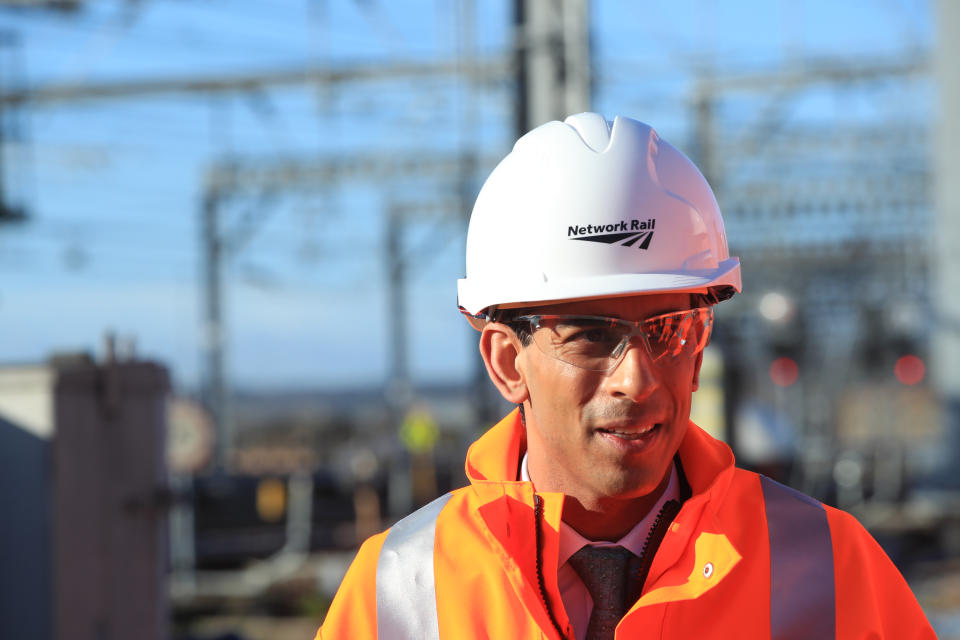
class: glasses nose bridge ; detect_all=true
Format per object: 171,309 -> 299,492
607,324 -> 653,369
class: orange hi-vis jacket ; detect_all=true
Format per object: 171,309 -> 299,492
318,409 -> 936,639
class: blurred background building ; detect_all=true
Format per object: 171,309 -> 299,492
0,1 -> 958,638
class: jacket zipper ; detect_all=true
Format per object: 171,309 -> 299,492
534,493 -> 569,639
631,498 -> 682,603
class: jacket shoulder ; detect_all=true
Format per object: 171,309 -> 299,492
317,490 -> 466,640
824,506 -> 935,637
317,531 -> 388,640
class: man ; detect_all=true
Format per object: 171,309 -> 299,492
317,113 -> 935,639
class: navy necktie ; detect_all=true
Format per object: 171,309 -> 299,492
567,545 -> 637,640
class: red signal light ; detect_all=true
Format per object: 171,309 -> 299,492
769,357 -> 799,387
894,354 -> 925,386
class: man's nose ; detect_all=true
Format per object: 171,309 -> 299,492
603,338 -> 662,402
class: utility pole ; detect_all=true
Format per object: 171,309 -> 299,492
0,30 -> 27,224
201,189 -> 230,471
513,0 -> 592,135
384,203 -> 412,516
932,0 -> 960,486
385,204 -> 410,408
0,31 -> 8,220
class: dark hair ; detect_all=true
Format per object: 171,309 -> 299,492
693,286 -> 736,307
490,308 -> 535,346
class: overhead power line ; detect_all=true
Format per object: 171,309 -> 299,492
693,54 -> 929,95
0,58 -> 510,106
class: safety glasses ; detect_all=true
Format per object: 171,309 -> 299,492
510,307 -> 713,372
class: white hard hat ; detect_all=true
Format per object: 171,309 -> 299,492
457,113 -> 741,329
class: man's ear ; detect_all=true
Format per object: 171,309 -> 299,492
479,324 -> 529,405
692,349 -> 705,392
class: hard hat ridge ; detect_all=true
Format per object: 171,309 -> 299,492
563,112 -> 613,152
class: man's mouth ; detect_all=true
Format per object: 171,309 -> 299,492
595,423 -> 661,440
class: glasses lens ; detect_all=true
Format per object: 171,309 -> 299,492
644,308 -> 712,362
530,316 -> 632,371
526,308 -> 713,371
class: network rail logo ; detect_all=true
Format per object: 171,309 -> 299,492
567,218 -> 656,249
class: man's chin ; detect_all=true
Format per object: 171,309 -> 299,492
592,475 -> 666,502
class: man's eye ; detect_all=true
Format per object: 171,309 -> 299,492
568,327 -> 618,345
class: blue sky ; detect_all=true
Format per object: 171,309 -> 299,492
0,0 -> 934,391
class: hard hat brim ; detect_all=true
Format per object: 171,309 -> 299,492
457,257 -> 741,319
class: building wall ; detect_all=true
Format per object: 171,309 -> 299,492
0,415 -> 53,640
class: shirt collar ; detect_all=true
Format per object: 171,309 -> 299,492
520,451 -> 679,565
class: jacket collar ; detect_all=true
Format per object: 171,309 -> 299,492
464,407 -> 526,484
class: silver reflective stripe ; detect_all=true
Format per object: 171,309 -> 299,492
376,492 -> 452,639
761,476 -> 836,640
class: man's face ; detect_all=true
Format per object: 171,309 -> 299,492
515,293 -> 703,505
